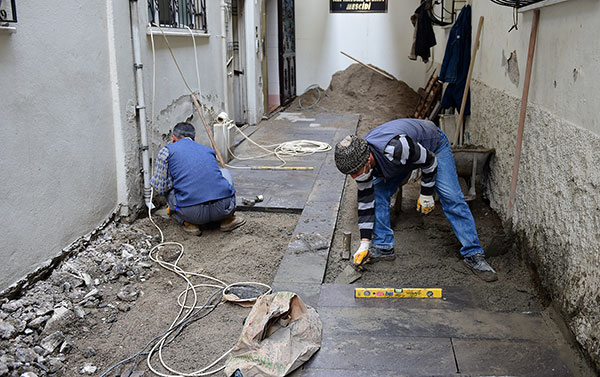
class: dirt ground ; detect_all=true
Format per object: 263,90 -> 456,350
1,63 -> 594,376
67,211 -> 299,376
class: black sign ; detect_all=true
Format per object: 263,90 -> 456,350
330,0 -> 387,13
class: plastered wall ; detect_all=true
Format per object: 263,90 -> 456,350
459,0 -> 600,368
295,0 -> 429,93
0,2 -> 119,289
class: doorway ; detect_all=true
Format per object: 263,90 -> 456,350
265,0 -> 296,113
226,0 -> 248,125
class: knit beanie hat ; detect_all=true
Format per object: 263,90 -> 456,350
334,135 -> 370,175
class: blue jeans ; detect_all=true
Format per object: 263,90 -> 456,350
372,130 -> 483,257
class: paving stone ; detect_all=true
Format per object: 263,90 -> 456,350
316,306 -> 553,342
270,283 -> 322,308
304,335 -> 456,375
317,284 -> 477,310
273,250 -> 329,284
453,338 -> 572,376
299,369 -> 456,377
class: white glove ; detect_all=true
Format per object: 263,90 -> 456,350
416,194 -> 435,214
353,240 -> 371,266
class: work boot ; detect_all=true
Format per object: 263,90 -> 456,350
220,215 -> 246,232
463,253 -> 498,282
365,248 -> 396,264
182,222 -> 201,236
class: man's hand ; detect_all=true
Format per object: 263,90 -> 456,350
353,240 -> 371,266
416,194 -> 435,214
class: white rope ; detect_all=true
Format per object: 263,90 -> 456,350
144,189 -> 271,376
224,121 -> 332,169
143,29 -> 270,376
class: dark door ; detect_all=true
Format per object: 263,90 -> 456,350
278,0 -> 296,105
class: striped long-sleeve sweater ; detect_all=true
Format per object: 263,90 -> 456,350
358,134 -> 438,240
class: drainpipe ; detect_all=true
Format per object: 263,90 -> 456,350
221,0 -> 230,115
129,0 -> 153,209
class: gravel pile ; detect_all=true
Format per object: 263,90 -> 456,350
0,221 -> 156,376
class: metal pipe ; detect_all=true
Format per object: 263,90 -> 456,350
221,0 -> 230,115
129,0 -> 153,209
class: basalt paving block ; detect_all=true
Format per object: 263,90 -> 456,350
273,248 -> 329,284
317,284 -> 477,310
316,307 -> 553,341
298,370 -> 456,377
270,282 -> 322,308
453,338 -> 572,376
304,335 -> 456,375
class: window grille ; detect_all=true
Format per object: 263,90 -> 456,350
0,0 -> 17,23
148,0 -> 207,32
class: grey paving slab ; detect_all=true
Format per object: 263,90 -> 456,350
298,369 -> 456,377
230,112 -> 358,213
270,282 -> 322,308
316,306 -> 553,342
273,248 -> 329,284
453,338 -> 572,376
304,335 -> 456,375
317,284 -> 477,310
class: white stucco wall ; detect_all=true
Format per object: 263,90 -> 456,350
455,0 -> 600,369
295,0 -> 429,93
0,2 -> 119,289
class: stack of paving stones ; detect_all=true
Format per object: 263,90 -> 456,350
0,221 -> 156,376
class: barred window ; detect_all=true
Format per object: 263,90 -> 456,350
148,0 -> 207,32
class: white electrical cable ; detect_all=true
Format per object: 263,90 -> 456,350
143,189 -> 272,376
141,29 -> 272,376
224,121 -> 332,169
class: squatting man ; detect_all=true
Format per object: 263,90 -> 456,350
150,121 -> 245,235
334,118 -> 497,282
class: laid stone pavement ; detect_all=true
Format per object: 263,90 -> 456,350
232,111 -> 578,376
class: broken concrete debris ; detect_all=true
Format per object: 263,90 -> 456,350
0,221 -> 155,376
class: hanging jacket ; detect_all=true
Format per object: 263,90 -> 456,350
414,1 -> 437,63
439,5 -> 472,114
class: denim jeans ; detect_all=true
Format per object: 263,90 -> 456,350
372,129 -> 483,257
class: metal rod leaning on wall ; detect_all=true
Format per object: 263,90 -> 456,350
508,9 -> 540,215
340,51 -> 396,80
454,16 -> 484,146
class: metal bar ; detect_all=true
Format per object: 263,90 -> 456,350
508,9 -> 540,214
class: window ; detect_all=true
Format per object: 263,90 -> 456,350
148,0 -> 207,32
0,0 -> 17,23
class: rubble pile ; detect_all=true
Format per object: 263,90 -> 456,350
0,221 -> 155,376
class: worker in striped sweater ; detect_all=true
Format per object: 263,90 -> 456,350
334,118 -> 497,282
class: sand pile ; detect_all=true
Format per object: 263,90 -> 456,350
293,63 -> 419,135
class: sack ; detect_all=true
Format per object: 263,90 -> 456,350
224,292 -> 322,377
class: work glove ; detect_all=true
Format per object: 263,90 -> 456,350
416,194 -> 435,214
353,240 -> 371,266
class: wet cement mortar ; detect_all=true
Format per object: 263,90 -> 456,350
0,63 -> 591,376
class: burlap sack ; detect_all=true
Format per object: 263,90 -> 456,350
224,292 -> 322,376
